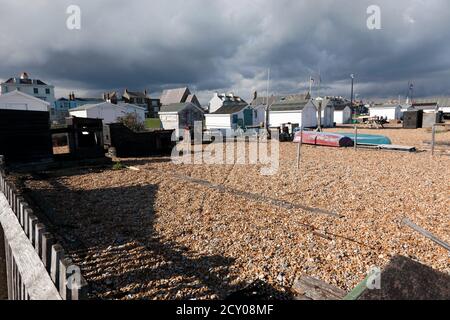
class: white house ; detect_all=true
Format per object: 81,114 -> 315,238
369,104 -> 402,120
0,90 -> 50,112
334,105 -> 353,124
205,103 -> 256,134
209,93 -> 247,114
158,102 -> 205,138
1,72 -> 55,105
269,98 -> 318,129
69,102 -> 146,124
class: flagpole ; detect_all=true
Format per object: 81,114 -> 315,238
318,70 -> 321,98
309,76 -> 312,97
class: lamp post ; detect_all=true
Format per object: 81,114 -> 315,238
350,74 -> 355,119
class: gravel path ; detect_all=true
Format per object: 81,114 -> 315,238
12,127 -> 450,300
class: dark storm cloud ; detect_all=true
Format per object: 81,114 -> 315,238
1,0 -> 450,102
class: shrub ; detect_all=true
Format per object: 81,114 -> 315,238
117,113 -> 146,132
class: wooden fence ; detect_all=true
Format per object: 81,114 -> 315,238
0,157 -> 88,300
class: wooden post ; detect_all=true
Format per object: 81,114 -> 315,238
431,124 -> 436,156
41,233 -> 55,272
296,126 -> 303,169
23,207 -> 32,236
28,214 -> 38,246
34,223 -> 45,257
50,244 -> 64,288
0,222 -> 7,300
59,257 -> 73,300
17,197 -> 26,227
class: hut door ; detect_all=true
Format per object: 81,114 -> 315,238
244,109 -> 253,127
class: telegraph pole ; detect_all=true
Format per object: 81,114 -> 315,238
265,68 -> 271,134
350,74 -> 355,117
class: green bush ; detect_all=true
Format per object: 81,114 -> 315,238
112,161 -> 124,170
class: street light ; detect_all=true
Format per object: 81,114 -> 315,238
350,74 -> 355,118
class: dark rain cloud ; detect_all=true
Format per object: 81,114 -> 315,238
1,0 -> 450,103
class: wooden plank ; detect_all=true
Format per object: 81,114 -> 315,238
50,244 -> 64,287
28,214 -> 38,246
0,223 -> 8,300
35,223 -> 45,257
292,276 -> 346,300
59,257 -> 73,300
343,276 -> 370,300
22,207 -> 31,236
41,233 -> 55,272
0,192 -> 61,300
403,218 -> 450,251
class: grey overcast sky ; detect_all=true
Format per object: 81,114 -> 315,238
1,0 -> 450,104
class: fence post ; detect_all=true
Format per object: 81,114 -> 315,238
0,222 -> 7,300
431,124 -> 436,156
59,257 -> 73,300
35,223 -> 46,257
50,244 -> 64,290
28,214 -> 38,246
41,233 -> 55,272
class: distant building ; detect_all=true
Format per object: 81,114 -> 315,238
54,93 -> 104,124
269,95 -> 318,129
103,91 -> 119,104
158,102 -> 205,138
160,87 -> 201,109
410,102 -> 439,112
369,104 -> 402,120
122,89 -> 160,118
205,103 -> 255,133
1,72 -> 56,120
319,96 -> 352,125
0,90 -> 50,112
209,93 -> 247,114
69,102 -> 146,124
333,104 -> 353,125
0,72 -> 55,105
